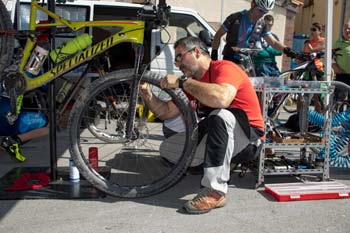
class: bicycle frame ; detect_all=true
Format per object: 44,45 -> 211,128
9,0 -> 170,140
20,0 -> 146,92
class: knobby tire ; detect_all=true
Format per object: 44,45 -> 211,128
68,69 -> 198,198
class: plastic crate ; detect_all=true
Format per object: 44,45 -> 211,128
265,182 -> 350,202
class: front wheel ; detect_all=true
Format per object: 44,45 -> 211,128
68,69 -> 198,198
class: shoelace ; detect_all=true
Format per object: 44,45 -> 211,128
192,189 -> 216,203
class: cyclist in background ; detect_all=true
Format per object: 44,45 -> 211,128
302,22 -> 325,80
0,96 -> 49,162
253,14 -> 281,77
211,0 -> 298,63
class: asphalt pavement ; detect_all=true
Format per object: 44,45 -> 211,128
0,129 -> 350,233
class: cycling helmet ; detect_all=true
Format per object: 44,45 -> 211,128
254,0 -> 275,11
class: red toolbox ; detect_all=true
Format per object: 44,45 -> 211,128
265,181 -> 350,202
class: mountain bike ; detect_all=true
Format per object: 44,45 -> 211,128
0,0 -> 198,198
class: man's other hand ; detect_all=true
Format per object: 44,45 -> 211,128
160,74 -> 180,89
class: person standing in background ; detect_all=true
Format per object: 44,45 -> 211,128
253,14 -> 282,77
333,18 -> 350,102
302,22 -> 325,80
211,0 -> 298,64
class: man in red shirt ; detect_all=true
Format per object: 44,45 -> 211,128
139,37 -> 264,214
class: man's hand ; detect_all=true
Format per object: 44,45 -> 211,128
139,82 -> 152,99
283,47 -> 299,58
160,74 -> 180,89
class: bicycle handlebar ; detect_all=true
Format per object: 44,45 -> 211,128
137,0 -> 171,28
296,51 -> 324,62
232,47 -> 262,54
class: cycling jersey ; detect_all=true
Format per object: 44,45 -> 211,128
221,10 -> 271,61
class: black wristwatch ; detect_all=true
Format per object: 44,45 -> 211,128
178,75 -> 188,89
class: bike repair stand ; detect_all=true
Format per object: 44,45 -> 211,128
0,0 -> 105,200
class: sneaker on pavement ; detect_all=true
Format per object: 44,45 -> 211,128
0,136 -> 26,162
183,188 -> 226,214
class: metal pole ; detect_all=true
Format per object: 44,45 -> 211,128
325,0 -> 333,82
48,0 -> 57,181
220,0 -> 224,23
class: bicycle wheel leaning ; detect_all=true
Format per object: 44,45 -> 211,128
0,0 -> 15,78
68,69 -> 198,198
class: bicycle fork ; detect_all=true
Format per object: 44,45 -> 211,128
125,45 -> 144,140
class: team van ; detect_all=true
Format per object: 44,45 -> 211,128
11,0 -> 216,76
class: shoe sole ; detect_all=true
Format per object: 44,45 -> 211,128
183,198 -> 227,214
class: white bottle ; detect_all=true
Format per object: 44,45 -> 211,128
69,159 -> 80,182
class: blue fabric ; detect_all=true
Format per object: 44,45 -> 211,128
0,97 -> 47,136
255,63 -> 281,77
236,10 -> 254,48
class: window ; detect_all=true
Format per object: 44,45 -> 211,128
19,3 -> 89,30
161,13 -> 211,44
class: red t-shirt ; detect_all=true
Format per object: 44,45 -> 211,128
194,60 -> 264,130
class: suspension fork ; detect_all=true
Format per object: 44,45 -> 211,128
125,45 -> 144,139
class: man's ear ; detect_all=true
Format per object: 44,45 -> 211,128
194,47 -> 201,58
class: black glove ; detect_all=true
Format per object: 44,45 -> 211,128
283,47 -> 299,59
211,49 -> 218,61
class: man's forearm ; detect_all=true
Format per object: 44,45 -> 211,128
140,92 -> 179,120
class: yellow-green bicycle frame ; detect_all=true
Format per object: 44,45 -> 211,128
21,0 -> 145,92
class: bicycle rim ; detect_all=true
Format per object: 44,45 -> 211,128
68,69 -> 198,198
282,95 -> 298,113
0,0 -> 14,77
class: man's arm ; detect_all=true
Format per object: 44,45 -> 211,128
332,62 -> 345,74
182,79 -> 236,108
263,34 -> 285,52
211,27 -> 226,60
264,34 -> 299,58
139,83 -> 181,120
160,74 -> 236,109
212,27 -> 226,51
